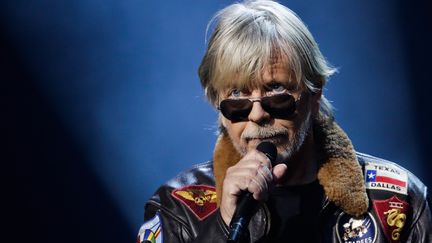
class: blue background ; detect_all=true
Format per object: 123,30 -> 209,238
5,0 -> 430,242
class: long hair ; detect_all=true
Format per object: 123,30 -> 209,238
198,0 -> 336,118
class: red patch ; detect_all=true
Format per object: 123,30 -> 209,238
171,185 -> 218,220
373,196 -> 410,243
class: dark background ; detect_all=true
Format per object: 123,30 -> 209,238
5,0 -> 431,242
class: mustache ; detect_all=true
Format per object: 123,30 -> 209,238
241,126 -> 289,140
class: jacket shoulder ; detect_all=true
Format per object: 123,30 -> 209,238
356,152 -> 428,199
166,161 -> 215,188
148,160 -> 215,204
356,152 -> 432,238
144,161 -> 218,224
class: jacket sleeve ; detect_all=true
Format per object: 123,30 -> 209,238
190,209 -> 231,243
139,202 -> 187,242
138,200 -> 231,243
406,189 -> 432,242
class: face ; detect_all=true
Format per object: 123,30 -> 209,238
219,60 -> 320,163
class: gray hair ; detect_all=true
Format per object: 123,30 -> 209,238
198,0 -> 336,118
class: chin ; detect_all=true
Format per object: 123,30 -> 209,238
276,147 -> 294,164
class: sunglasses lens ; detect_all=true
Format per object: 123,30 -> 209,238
219,93 -> 297,121
261,94 -> 296,118
219,99 -> 252,121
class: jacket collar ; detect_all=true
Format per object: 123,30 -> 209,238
213,117 -> 368,216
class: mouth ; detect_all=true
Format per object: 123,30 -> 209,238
245,133 -> 288,144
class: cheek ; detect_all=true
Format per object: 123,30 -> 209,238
284,99 -> 312,128
231,124 -> 245,140
224,120 -> 246,142
274,118 -> 296,133
273,112 -> 309,139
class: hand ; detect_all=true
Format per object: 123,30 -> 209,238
219,149 -> 287,225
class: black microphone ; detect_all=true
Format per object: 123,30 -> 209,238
227,142 -> 277,243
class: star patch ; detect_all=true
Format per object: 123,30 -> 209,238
171,185 -> 217,220
336,212 -> 377,243
137,211 -> 163,243
373,196 -> 410,243
365,162 -> 408,195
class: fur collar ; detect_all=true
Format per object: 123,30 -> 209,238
213,117 -> 369,216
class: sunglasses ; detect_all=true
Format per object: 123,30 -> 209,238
218,93 -> 301,122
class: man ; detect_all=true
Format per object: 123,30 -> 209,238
137,1 -> 432,242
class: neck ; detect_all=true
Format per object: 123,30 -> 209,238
281,130 -> 317,186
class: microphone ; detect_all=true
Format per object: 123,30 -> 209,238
227,142 -> 277,243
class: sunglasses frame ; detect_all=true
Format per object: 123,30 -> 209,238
217,92 -> 302,122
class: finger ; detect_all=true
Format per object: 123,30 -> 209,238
272,163 -> 288,185
223,175 -> 250,198
226,163 -> 272,189
224,167 -> 261,194
231,159 -> 268,176
225,166 -> 270,195
241,150 -> 271,167
248,177 -> 265,193
247,177 -> 268,201
225,166 -> 259,180
258,163 -> 273,182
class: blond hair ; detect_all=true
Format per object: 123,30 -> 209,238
198,0 -> 336,117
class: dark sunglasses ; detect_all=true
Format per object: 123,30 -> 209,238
218,93 -> 301,122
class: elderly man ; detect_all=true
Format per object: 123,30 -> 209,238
137,1 -> 431,242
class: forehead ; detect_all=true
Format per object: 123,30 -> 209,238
216,56 -> 298,92
261,60 -> 291,83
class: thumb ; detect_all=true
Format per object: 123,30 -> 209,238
272,163 -> 288,185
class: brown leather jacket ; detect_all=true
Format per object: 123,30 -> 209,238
137,120 -> 432,243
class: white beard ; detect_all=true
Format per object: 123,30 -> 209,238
276,111 -> 312,163
231,110 -> 313,163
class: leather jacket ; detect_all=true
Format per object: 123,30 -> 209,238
137,120 -> 432,243
139,154 -> 431,243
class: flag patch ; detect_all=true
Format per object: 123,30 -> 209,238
137,212 -> 163,243
365,162 -> 408,195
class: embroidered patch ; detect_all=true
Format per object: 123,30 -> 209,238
336,212 -> 377,243
137,212 -> 163,243
373,196 -> 409,243
365,162 -> 408,195
171,185 -> 217,220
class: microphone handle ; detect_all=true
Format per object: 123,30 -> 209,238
227,192 -> 258,243
227,142 -> 276,243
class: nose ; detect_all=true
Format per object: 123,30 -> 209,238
248,100 -> 271,124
